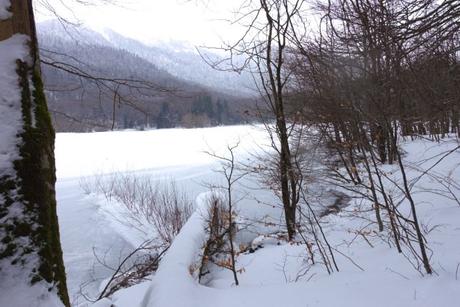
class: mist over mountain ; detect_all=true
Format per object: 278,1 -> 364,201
37,20 -> 256,132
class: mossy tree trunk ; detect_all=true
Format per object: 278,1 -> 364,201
0,1 -> 70,306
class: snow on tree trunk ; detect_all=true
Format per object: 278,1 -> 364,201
0,1 -> 69,306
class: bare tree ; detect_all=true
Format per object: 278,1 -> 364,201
211,0 -> 306,240
203,142 -> 248,286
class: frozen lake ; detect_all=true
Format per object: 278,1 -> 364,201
55,125 -> 271,305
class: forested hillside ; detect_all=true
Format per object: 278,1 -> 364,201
37,20 -> 254,132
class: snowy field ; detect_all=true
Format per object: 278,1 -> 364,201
55,125 -> 460,307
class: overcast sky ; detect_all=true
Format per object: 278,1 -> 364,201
34,0 -> 247,46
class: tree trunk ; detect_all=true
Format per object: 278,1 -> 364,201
0,1 -> 70,305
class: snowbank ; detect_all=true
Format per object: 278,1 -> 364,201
141,192 -> 212,307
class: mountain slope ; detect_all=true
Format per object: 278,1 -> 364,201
37,20 -> 253,132
38,20 -> 255,96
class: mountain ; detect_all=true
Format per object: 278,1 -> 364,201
100,30 -> 255,96
36,20 -> 255,132
38,20 -> 255,96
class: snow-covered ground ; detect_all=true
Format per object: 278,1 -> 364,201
55,125 -> 460,307
55,125 -> 271,305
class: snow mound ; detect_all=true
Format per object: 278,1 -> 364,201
141,192 -> 212,307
